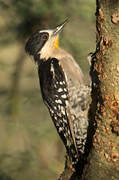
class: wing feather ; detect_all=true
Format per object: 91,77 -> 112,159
60,57 -> 91,154
38,56 -> 90,164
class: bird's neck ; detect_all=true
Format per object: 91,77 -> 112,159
53,36 -> 59,49
39,47 -> 73,62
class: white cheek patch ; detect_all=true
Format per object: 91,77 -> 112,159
39,30 -> 56,60
40,40 -> 53,59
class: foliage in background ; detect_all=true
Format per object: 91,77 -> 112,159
0,0 -> 95,179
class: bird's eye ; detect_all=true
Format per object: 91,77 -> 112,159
42,34 -> 48,40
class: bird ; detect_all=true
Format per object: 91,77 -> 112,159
25,19 -> 90,170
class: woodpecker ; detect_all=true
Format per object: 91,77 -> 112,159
25,19 -> 90,170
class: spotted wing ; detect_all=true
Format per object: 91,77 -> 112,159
67,82 -> 90,154
60,56 -> 91,155
38,58 -> 78,163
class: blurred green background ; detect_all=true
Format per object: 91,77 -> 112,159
0,0 -> 95,179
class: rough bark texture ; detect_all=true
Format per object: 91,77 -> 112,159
60,0 -> 119,179
84,0 -> 119,179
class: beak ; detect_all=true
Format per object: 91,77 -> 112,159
53,18 -> 69,35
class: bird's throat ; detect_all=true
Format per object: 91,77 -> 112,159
53,36 -> 59,49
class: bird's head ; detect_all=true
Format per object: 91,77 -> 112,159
25,19 -> 68,60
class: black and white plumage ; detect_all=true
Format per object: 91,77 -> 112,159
25,19 -> 90,169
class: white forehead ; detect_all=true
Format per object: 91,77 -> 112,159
39,29 -> 54,36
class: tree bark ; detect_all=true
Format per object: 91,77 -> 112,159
60,0 -> 119,179
84,0 -> 119,179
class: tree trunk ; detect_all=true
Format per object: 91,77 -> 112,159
84,0 -> 119,179
60,0 -> 119,179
